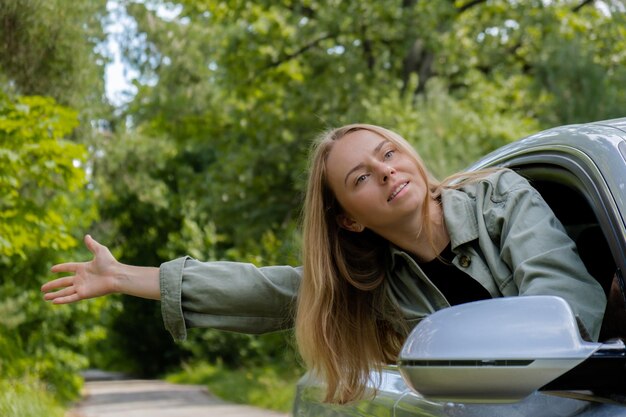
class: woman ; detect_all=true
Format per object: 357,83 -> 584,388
42,124 -> 607,404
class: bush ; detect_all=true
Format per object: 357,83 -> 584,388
0,378 -> 65,417
167,359 -> 303,412
0,284 -> 90,402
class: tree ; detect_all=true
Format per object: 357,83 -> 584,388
0,93 -> 103,402
0,0 -> 108,110
0,0 -> 112,405
0,94 -> 92,258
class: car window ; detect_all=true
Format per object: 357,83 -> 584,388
514,164 -> 621,341
521,170 -> 615,291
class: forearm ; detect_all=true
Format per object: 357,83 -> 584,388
160,258 -> 302,340
113,263 -> 161,300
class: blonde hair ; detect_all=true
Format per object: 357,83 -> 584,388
295,124 -> 497,403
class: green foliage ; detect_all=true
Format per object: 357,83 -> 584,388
0,92 -> 103,404
0,93 -> 93,259
104,296 -> 189,377
431,0 -> 626,126
0,378 -> 65,417
0,0 -> 110,411
0,0 -> 108,110
167,359 -> 303,412
0,0 -> 111,178
0,270 -> 117,401
87,130 -> 191,376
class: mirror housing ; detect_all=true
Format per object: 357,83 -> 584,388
398,296 -> 602,403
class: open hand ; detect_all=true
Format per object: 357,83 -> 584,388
41,235 -> 120,304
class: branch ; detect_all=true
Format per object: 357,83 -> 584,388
263,33 -> 335,71
284,2 -> 316,19
572,0 -> 595,12
456,0 -> 488,14
360,24 -> 375,71
401,38 -> 435,99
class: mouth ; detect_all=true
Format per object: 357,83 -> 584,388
388,181 -> 409,202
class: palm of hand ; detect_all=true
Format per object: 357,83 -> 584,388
73,257 -> 115,300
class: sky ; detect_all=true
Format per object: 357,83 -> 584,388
105,42 -> 137,107
104,0 -> 181,106
104,1 -> 139,106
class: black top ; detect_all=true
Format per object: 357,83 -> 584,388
418,244 -> 491,306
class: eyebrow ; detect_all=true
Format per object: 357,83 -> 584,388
343,139 -> 390,186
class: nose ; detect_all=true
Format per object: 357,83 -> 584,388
379,163 -> 395,183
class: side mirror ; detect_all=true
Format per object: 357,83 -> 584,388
398,296 -> 603,403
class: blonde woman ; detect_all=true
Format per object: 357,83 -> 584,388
42,124 -> 607,404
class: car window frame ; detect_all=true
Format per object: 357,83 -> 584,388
484,148 -> 626,279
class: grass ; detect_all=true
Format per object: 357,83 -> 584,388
166,360 -> 303,412
0,378 -> 67,417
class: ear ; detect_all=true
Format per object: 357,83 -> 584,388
337,214 -> 365,233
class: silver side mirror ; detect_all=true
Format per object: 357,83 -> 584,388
398,296 -> 604,403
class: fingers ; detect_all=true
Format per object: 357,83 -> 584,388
84,234 -> 104,256
41,276 -> 82,304
43,285 -> 76,301
50,293 -> 82,305
41,276 -> 74,292
50,235 -> 98,274
50,262 -> 81,274
84,234 -> 96,254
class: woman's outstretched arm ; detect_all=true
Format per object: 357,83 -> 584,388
41,234 -> 160,303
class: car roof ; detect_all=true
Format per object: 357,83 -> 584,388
471,117 -> 626,169
469,117 -> 626,226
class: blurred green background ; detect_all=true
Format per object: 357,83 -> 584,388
1,0 -> 625,414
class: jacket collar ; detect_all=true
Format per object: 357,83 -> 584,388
441,187 -> 479,250
387,187 -> 479,268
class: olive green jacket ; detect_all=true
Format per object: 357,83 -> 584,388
159,170 -> 607,342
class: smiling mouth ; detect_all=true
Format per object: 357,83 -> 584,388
388,181 -> 409,202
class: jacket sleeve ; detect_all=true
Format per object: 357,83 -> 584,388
159,257 -> 302,341
487,171 -> 607,340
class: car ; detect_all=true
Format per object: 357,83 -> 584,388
292,117 -> 626,417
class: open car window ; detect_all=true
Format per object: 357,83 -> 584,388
513,163 -> 623,342
517,166 -> 615,291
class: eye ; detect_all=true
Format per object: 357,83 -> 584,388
355,174 -> 369,185
384,149 -> 395,160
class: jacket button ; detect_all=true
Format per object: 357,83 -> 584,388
459,256 -> 471,268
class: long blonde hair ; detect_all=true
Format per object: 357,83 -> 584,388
296,124 -> 456,404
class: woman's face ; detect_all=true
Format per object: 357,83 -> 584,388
325,129 -> 428,234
